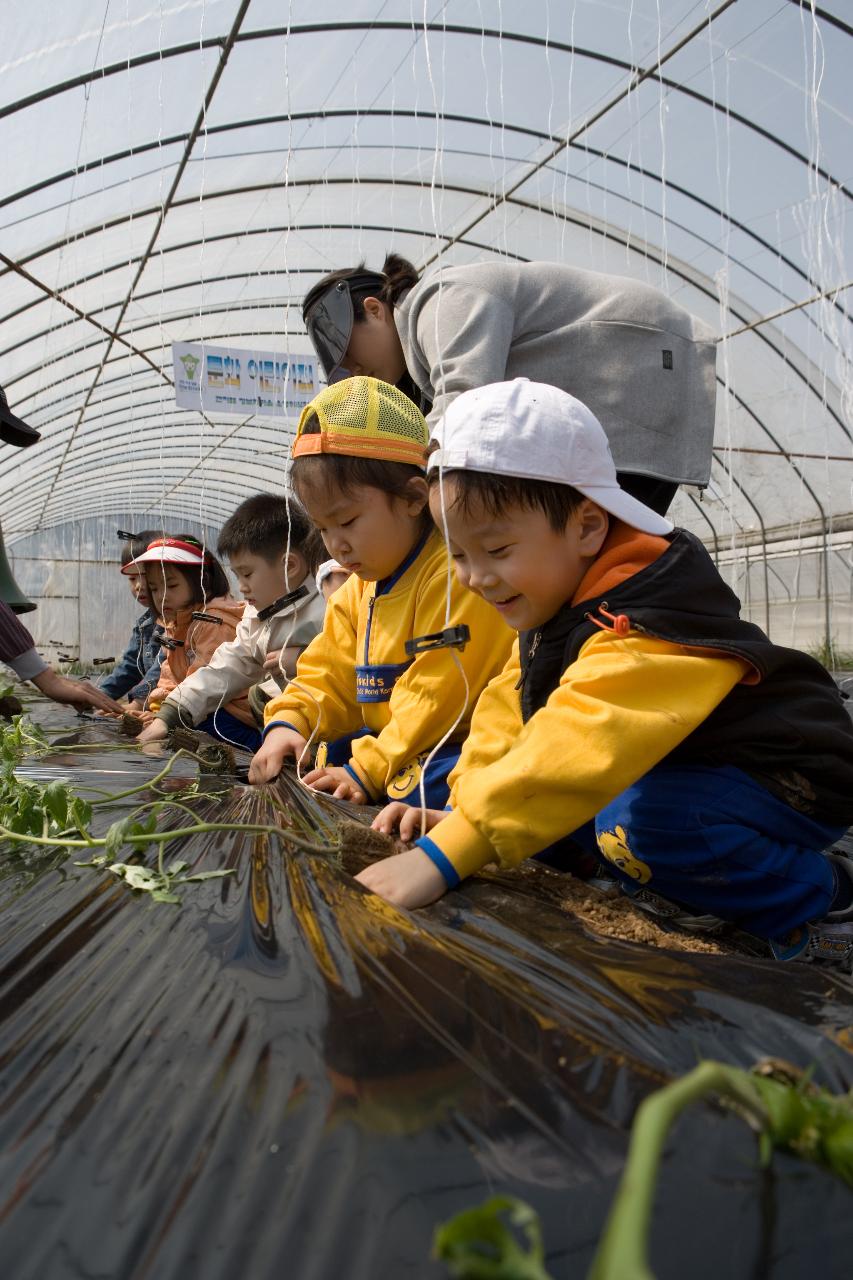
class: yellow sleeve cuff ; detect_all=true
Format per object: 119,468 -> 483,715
422,806 -> 496,882
263,699 -> 312,739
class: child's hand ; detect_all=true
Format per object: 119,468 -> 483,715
136,719 -> 169,744
130,709 -> 156,727
302,765 -> 367,804
355,847 -> 449,909
248,726 -> 308,784
262,648 -> 282,671
372,802 -> 446,843
263,645 -> 303,679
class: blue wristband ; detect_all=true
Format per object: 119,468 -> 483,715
415,835 -> 460,888
263,719 -> 302,739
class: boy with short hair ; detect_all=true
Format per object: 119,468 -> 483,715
364,379 -> 853,968
136,494 -> 325,745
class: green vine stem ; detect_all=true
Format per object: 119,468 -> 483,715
83,748 -> 209,804
0,819 -> 336,856
589,1064 -> 771,1280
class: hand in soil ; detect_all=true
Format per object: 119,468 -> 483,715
355,845 -> 449,908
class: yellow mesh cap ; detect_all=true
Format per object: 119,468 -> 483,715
292,376 -> 428,467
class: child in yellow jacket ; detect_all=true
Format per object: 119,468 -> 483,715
248,378 -> 513,805
365,380 -> 853,968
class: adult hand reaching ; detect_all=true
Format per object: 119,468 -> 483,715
31,668 -> 125,715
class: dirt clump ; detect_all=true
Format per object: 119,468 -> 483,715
556,877 -> 733,955
337,818 -> 397,872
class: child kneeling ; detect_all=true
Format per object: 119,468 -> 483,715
366,379 -> 853,968
137,496 -> 325,749
248,377 -> 514,806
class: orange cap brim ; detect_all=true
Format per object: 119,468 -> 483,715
291,430 -> 426,468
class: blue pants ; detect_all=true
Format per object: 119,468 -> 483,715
323,730 -> 460,808
197,709 -> 262,752
569,764 -> 843,941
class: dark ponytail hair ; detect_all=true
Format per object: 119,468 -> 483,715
302,253 -> 420,324
120,528 -> 163,567
378,253 -> 420,306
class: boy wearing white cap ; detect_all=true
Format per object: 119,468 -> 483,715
316,559 -> 351,603
365,379 -> 853,968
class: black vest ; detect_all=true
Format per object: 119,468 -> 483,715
518,529 -> 853,826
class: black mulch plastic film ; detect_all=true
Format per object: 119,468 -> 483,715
1,699 -> 853,1279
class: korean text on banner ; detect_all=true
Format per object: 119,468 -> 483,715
173,343 -> 318,418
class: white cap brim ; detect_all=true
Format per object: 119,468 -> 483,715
567,482 -> 673,536
130,546 -> 205,566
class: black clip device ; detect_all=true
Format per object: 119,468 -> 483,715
256,584 -> 309,621
405,624 -> 470,656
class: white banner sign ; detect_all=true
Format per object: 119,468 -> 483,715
172,342 -> 318,418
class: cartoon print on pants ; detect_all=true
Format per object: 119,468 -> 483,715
597,823 -> 652,884
386,757 -> 424,800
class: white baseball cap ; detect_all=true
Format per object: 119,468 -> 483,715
122,536 -> 210,572
428,378 -> 673,537
316,558 -> 349,590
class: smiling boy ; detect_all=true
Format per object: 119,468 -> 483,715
363,379 -> 853,967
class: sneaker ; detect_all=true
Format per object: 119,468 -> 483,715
769,853 -> 853,970
620,883 -> 727,934
804,852 -> 853,970
804,923 -> 853,969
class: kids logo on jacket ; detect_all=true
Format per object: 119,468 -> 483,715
355,660 -> 412,704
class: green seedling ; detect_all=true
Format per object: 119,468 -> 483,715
435,1059 -> 853,1280
0,714 -> 339,906
434,1196 -> 550,1280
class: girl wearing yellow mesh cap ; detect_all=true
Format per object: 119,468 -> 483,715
247,377 -> 513,806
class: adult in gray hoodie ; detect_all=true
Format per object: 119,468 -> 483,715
302,255 -> 717,514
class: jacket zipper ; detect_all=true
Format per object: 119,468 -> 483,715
364,595 -> 376,665
515,629 -> 542,691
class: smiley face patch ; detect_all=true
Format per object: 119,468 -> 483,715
385,757 -> 424,800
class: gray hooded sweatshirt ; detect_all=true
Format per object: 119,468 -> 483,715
394,261 -> 717,486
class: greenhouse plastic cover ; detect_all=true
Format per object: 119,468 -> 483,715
0,0 -> 850,556
1,700 -> 853,1279
1,7 -> 853,1276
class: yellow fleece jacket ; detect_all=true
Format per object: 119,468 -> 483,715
263,529 -> 513,799
423,525 -> 750,882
